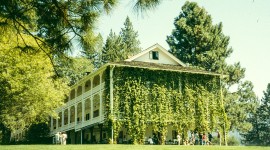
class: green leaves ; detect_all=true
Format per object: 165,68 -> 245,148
243,84 -> 270,145
0,0 -> 159,63
167,1 -> 231,73
0,31 -> 69,131
108,67 -> 222,144
55,56 -> 94,85
167,2 -> 258,139
102,16 -> 141,64
133,0 -> 162,14
102,30 -> 125,63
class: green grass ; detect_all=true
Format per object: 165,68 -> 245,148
0,145 -> 269,150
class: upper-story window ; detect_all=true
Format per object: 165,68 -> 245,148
101,71 -> 106,83
150,51 -> 159,60
85,80 -> 91,92
93,75 -> 100,88
70,89 -> 75,100
77,86 -> 82,96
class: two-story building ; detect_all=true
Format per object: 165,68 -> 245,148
48,43 -> 223,144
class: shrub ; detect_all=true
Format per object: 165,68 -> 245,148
227,136 -> 240,146
210,136 -> 240,146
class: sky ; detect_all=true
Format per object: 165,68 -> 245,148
96,0 -> 270,99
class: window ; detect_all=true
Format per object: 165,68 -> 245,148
85,113 -> 90,120
93,110 -> 99,118
172,130 -> 177,139
77,86 -> 82,96
150,51 -> 159,60
85,80 -> 91,91
93,75 -> 100,88
70,89 -> 75,100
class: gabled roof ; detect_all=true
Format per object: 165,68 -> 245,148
110,61 -> 221,76
71,44 -> 222,88
125,43 -> 186,67
71,60 -> 221,89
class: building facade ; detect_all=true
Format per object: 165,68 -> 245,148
46,44 -> 222,144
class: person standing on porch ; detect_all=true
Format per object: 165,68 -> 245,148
55,132 -> 60,144
62,132 -> 68,145
177,134 -> 181,145
148,137 -> 154,145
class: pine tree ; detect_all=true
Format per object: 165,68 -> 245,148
226,81 -> 258,132
166,1 -> 231,72
102,30 -> 124,64
120,16 -> 141,57
0,0 -> 159,61
244,83 -> 270,145
82,34 -> 103,69
102,16 -> 141,64
166,1 -> 258,142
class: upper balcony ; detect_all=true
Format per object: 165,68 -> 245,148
66,70 -> 106,103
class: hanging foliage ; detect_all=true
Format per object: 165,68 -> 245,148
104,65 -> 225,144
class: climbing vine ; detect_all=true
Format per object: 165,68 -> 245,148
104,65 -> 226,144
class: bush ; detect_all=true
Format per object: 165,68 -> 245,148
25,123 -> 51,144
227,136 -> 240,146
210,136 -> 240,146
211,137 -> 220,145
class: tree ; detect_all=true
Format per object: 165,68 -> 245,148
225,81 -> 258,132
0,0 -> 160,142
55,56 -> 94,85
102,30 -> 124,64
82,34 -> 103,69
244,83 -> 270,145
166,1 -> 232,72
25,123 -> 51,144
102,16 -> 141,64
166,1 -> 258,142
0,27 -> 69,137
119,16 -> 141,57
0,0 -> 159,66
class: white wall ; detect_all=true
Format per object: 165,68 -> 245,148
133,48 -> 179,65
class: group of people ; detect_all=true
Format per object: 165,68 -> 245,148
147,131 -> 214,145
186,132 -> 213,145
55,132 -> 68,145
147,134 -> 158,145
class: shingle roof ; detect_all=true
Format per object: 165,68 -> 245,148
109,61 -> 221,76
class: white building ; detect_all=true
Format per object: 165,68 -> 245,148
12,44 -> 222,144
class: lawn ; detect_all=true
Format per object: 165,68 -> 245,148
0,145 -> 269,150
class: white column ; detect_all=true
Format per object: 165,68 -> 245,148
82,100 -> 85,122
110,65 -> 115,143
75,105 -> 77,125
110,66 -> 114,116
99,73 -> 103,118
90,78 -> 94,119
75,87 -> 78,126
62,110 -> 64,127
68,107 -> 70,124
82,82 -> 85,96
75,89 -> 78,101
82,82 -> 85,123
56,116 -> 58,129
50,116 -> 53,130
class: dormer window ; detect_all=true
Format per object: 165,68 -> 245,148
150,51 -> 159,60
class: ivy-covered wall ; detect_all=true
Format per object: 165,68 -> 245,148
104,65 -> 226,144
